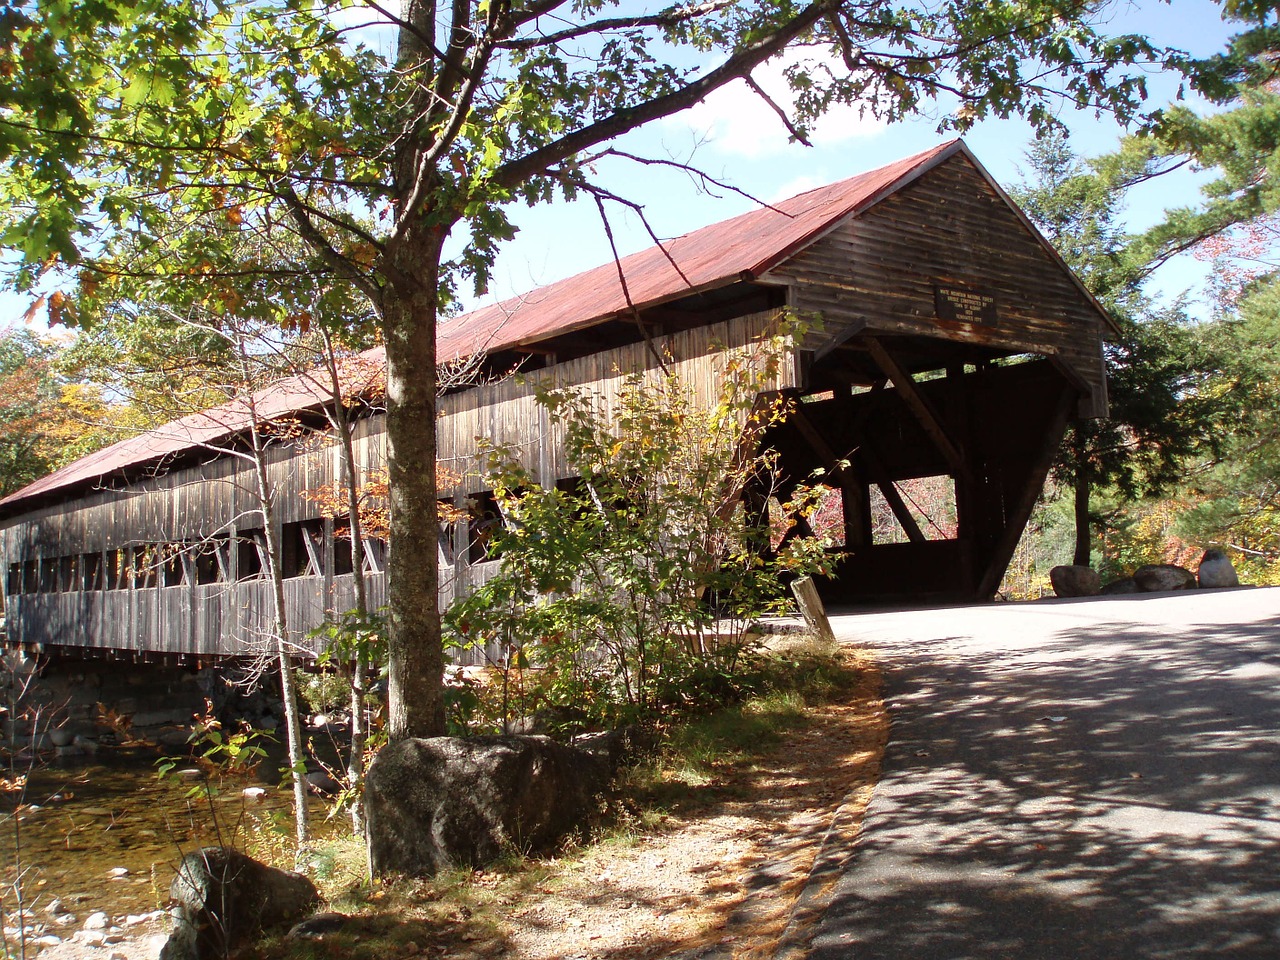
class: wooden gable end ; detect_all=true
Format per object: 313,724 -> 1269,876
763,150 -> 1110,419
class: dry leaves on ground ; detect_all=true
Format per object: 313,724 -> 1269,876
469,646 -> 888,960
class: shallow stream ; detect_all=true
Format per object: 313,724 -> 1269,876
0,746 -> 336,921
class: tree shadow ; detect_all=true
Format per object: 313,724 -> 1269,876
809,589 -> 1280,958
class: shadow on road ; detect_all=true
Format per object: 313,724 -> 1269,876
813,593 -> 1280,959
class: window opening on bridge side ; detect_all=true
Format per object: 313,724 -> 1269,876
282,519 -> 326,579
437,497 -> 457,569
333,524 -> 355,576
236,530 -> 266,580
82,552 -> 103,591
870,475 -> 959,544
105,549 -> 123,589
468,491 -> 504,565
130,545 -> 160,588
160,544 -> 184,587
194,536 -> 231,585
364,535 -> 388,574
555,476 -> 598,524
57,555 -> 76,592
38,557 -> 57,592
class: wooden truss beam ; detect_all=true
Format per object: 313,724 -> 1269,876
863,337 -> 971,483
976,385 -> 1077,598
787,398 -> 926,545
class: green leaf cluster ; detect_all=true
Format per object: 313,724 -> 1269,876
444,321 -> 837,730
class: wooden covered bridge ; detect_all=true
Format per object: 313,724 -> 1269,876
0,140 -> 1112,661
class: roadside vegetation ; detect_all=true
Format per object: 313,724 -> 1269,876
239,641 -> 876,960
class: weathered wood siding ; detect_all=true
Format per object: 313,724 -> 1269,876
437,309 -> 796,493
1,309 -> 792,659
438,308 -> 795,602
0,413 -> 387,559
764,152 -> 1109,417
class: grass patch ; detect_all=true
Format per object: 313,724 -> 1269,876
237,645 -> 863,960
625,645 -> 857,811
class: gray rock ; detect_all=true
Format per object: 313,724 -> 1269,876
132,709 -> 186,728
365,735 -> 611,877
1049,565 -> 1101,598
159,847 -> 319,960
571,727 -> 652,769
1100,577 -> 1141,595
1133,563 -> 1197,592
157,728 -> 192,749
1197,548 -> 1240,588
287,912 -> 353,939
48,727 -> 75,748
304,770 -> 342,796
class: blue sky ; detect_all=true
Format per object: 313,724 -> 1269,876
457,0 -> 1240,319
1,1 -> 1243,333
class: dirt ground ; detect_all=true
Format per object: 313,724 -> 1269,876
414,646 -> 889,960
32,647 -> 887,960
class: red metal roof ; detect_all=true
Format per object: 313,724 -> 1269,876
0,353 -> 388,512
1,140 -> 965,514
437,140 -> 960,360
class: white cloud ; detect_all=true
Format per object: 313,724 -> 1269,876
664,50 -> 886,159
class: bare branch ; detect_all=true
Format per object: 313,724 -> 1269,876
498,1 -> 734,50
492,0 -> 840,193
589,149 -> 795,217
275,183 -> 383,305
569,173 -> 693,290
744,75 -> 813,147
587,189 -> 671,376
827,11 -> 861,71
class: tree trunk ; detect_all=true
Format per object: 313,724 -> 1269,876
248,425 -> 310,848
239,342 -> 310,847
381,227 -> 447,741
320,333 -> 371,835
1072,441 -> 1091,568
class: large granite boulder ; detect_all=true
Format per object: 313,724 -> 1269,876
1100,577 -> 1141,596
159,848 -> 319,960
1049,565 -> 1101,598
1197,548 -> 1240,588
1133,563 -> 1197,593
365,735 -> 611,877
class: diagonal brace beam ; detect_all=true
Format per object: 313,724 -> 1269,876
864,338 -> 972,484
787,400 -> 926,545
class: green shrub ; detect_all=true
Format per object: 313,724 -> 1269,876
445,319 -> 838,732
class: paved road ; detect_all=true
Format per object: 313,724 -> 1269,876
812,587 -> 1280,959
